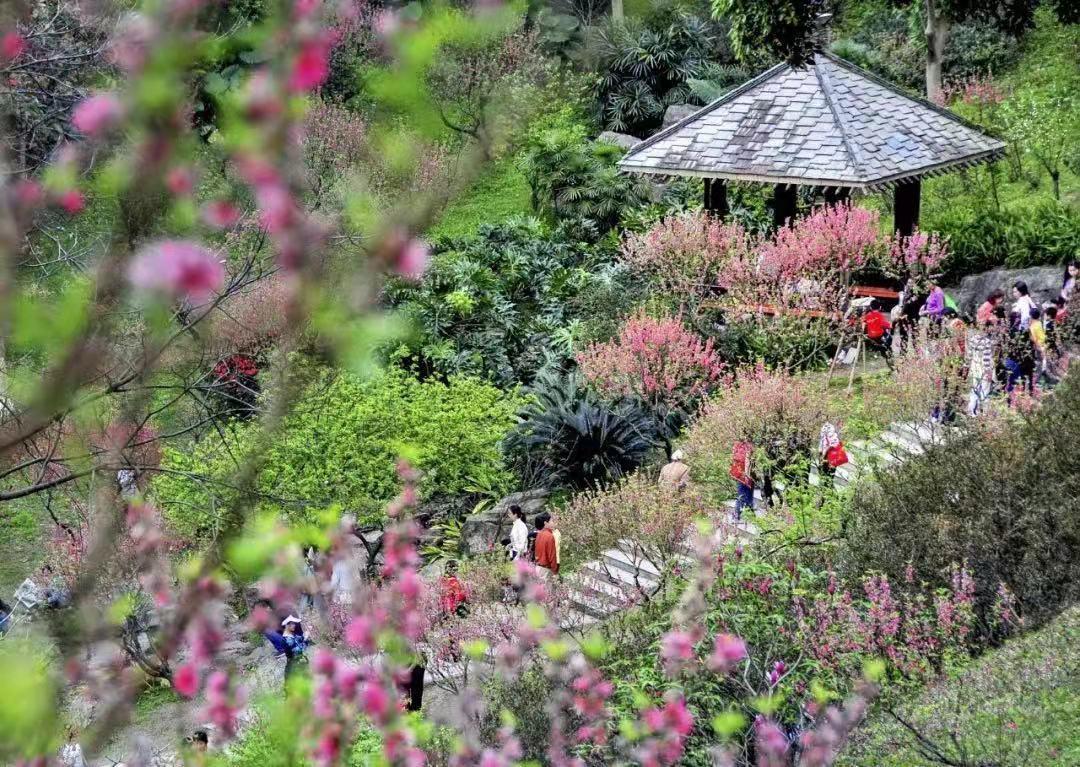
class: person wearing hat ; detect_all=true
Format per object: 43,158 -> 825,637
263,615 -> 308,686
658,449 -> 690,490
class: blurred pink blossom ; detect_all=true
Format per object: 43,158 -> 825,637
129,240 -> 225,302
72,93 -> 125,138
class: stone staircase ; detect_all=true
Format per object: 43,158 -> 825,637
562,418 -> 954,625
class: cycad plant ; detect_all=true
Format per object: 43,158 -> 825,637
506,370 -> 661,490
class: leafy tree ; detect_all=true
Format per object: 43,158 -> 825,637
518,124 -> 650,235
153,368 -> 520,538
386,218 -> 624,386
709,0 -> 820,67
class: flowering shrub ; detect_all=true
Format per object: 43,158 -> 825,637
758,203 -> 881,277
683,364 -> 828,499
576,311 -> 725,418
560,472 -> 713,576
600,552 -> 979,764
619,212 -> 752,313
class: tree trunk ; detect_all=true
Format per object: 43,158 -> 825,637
924,0 -> 948,103
611,0 -> 624,22
1051,170 -> 1061,201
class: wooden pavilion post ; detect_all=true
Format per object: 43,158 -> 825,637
703,178 -> 729,217
823,186 -> 851,206
894,179 -> 921,236
772,183 -> 798,227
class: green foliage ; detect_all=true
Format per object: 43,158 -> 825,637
505,370 -> 662,490
715,316 -> 836,372
0,640 -> 58,762
840,605 -> 1080,766
845,368 -> 1080,635
932,202 -> 1080,279
479,663 -> 554,763
711,0 -> 818,67
153,368 -> 519,539
389,218 -> 632,386
427,159 -> 533,240
590,12 -> 728,135
518,121 -> 650,236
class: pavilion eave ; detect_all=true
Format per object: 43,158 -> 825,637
618,144 -> 1007,192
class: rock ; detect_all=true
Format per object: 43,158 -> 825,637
461,490 -> 548,557
661,104 -> 697,130
597,130 -> 641,150
953,265 -> 1062,316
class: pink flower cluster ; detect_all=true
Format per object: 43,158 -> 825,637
759,203 -> 881,277
577,311 -> 725,411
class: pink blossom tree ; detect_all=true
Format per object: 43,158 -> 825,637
576,310 -> 725,417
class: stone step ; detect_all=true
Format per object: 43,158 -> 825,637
583,560 -> 658,592
879,428 -> 924,455
606,544 -> 663,578
573,571 -> 638,604
568,588 -> 619,620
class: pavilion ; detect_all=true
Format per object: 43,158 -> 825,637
618,51 -> 1007,235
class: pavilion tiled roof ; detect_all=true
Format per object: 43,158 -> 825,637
618,52 -> 1006,189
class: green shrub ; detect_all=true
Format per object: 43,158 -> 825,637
479,663 -> 554,763
933,202 -> 1080,281
844,368 -> 1080,635
388,218 -> 633,386
715,316 -> 836,372
153,368 -> 520,539
839,605 -> 1080,766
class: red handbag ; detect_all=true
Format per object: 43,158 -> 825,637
826,443 -> 849,468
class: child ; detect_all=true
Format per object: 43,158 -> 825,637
730,440 -> 754,520
863,300 -> 893,361
818,423 -> 849,478
1030,306 -> 1047,376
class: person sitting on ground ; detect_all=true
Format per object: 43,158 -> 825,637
976,289 -> 1005,327
818,423 -> 849,478
507,505 -> 528,561
1012,281 -> 1035,330
729,440 -> 754,521
658,449 -> 691,489
438,561 -> 469,617
37,565 -> 69,609
533,514 -> 559,575
862,300 -> 893,360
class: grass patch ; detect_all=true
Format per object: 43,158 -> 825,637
0,501 -> 43,597
840,605 -> 1080,766
427,158 -> 533,241
134,684 -> 182,723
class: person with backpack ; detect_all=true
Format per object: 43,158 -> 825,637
730,440 -> 754,521
818,423 -> 849,479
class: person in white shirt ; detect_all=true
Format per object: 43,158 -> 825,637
1012,280 -> 1035,330
508,505 -> 529,561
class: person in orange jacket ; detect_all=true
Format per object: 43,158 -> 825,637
533,513 -> 559,575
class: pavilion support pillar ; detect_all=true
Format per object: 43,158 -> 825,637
894,179 -> 921,236
703,178 -> 729,217
772,183 -> 798,228
823,186 -> 851,206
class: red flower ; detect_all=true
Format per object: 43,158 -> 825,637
288,36 -> 332,92
57,189 -> 85,215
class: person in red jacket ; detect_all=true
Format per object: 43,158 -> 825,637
862,300 -> 893,365
533,514 -> 559,575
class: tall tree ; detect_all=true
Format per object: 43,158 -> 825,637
709,0 -> 822,67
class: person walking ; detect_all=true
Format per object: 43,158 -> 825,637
966,323 -> 995,416
533,514 -> 559,575
658,449 -> 690,489
507,505 -> 528,561
729,440 -> 754,521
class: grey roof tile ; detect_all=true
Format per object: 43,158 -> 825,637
619,53 -> 1006,188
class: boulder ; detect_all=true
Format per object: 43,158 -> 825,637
461,490 -> 548,557
954,265 -> 1062,316
661,104 -> 697,130
597,130 -> 641,150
